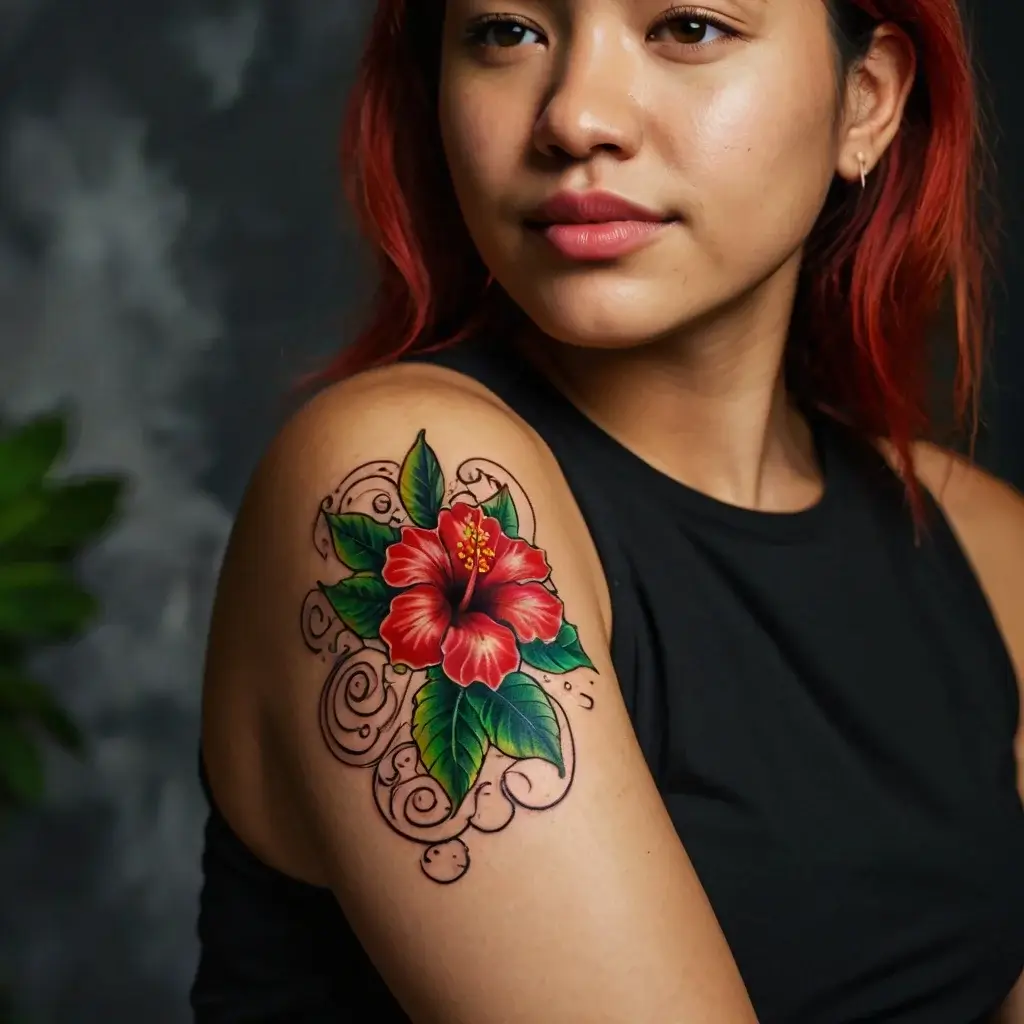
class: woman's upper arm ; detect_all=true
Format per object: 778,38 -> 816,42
203,371 -> 757,1024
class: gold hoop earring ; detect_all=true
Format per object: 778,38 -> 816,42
857,152 -> 868,190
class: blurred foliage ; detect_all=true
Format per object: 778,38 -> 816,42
0,412 -> 125,811
0,412 -> 126,1021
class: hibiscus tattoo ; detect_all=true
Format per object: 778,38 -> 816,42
379,504 -> 564,689
305,430 -> 596,882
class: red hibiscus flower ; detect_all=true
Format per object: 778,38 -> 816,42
379,502 -> 563,689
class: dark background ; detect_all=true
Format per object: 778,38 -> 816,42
0,2 -> 1020,1021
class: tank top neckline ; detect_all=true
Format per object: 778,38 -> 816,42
457,337 -> 845,544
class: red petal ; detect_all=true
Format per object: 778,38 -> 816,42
476,581 -> 563,643
487,532 -> 552,585
379,585 -> 451,669
441,613 -> 520,690
382,527 -> 451,589
437,505 -> 472,586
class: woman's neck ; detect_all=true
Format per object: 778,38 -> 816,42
521,274 -> 824,514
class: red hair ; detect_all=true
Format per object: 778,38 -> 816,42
322,0 -> 988,514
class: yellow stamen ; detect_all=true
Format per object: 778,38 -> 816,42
457,509 -> 494,610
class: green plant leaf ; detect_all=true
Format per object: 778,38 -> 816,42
25,478 -> 124,548
0,493 -> 48,548
480,485 -> 519,538
319,572 -> 395,639
412,670 -> 489,810
519,621 -> 594,675
0,563 -> 97,638
0,671 -> 84,753
399,430 -> 445,529
0,720 -> 45,804
0,415 -> 66,504
326,512 -> 400,572
465,672 -> 564,775
0,478 -> 125,561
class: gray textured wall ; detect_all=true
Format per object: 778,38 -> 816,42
0,3 -> 371,1021
0,2 -> 1019,1022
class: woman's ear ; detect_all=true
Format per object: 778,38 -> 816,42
836,24 -> 917,184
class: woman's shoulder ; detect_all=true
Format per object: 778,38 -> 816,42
252,358 -> 612,600
873,438 -> 1024,562
259,360 -> 572,531
907,440 -> 1024,598
301,359 -> 527,434
220,355 -> 614,687
907,442 -> 1024,635
202,357 -> 614,857
908,441 -> 1024,784
909,441 -> 1024,524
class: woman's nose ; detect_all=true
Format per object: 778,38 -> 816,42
532,25 -> 644,162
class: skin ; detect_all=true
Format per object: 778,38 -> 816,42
201,1 -> 1024,1020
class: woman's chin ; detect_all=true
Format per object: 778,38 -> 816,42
516,284 -> 691,352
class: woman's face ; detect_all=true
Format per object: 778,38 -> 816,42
439,0 -> 858,349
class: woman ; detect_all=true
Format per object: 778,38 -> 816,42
194,1 -> 1024,1021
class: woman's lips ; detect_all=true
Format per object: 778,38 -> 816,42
525,190 -> 676,262
536,220 -> 671,261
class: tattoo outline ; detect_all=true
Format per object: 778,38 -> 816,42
302,430 -> 597,883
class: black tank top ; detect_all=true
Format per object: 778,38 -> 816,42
192,338 -> 1024,1023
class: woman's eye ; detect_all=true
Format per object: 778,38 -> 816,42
472,19 -> 544,48
649,16 -> 728,46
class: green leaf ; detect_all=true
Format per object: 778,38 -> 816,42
465,672 -> 564,775
319,572 -> 395,639
0,720 -> 45,804
25,478 -> 124,548
399,429 -> 445,529
0,671 -> 84,753
412,670 -> 489,810
480,485 -> 519,538
0,563 -> 98,638
0,478 -> 125,561
0,415 -> 66,505
326,513 -> 400,572
519,620 -> 595,675
0,493 -> 48,548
